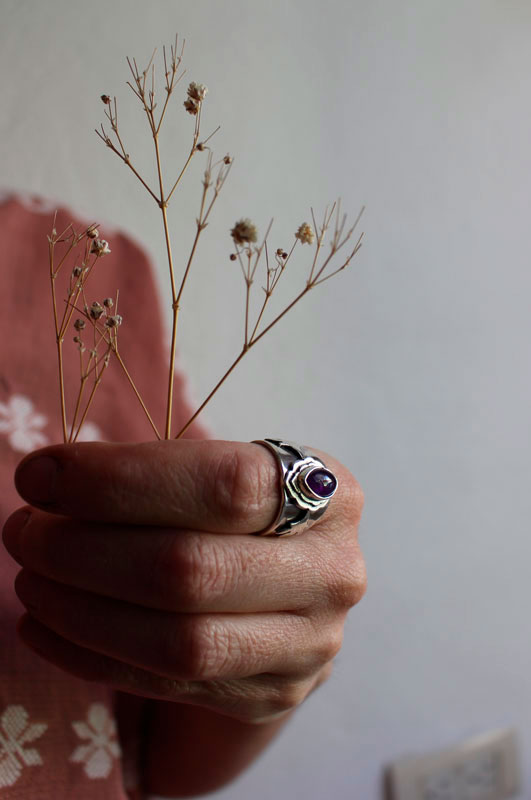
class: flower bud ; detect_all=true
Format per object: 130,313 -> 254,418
91,239 -> 111,257
89,302 -> 104,320
105,315 -> 123,328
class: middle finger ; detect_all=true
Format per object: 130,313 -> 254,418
3,510 -> 346,614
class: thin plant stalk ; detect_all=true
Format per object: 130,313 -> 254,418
71,359 -> 110,443
94,38 -> 365,443
113,349 -> 162,440
175,208 -> 364,439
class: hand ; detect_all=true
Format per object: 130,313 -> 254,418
2,439 -> 366,724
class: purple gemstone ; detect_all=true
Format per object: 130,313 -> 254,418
306,468 -> 337,499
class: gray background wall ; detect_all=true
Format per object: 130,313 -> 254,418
2,1 -> 530,798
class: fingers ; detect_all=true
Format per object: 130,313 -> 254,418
14,571 -> 341,683
13,440 -> 282,534
13,440 -> 355,536
3,509 -> 366,615
18,614 -> 325,724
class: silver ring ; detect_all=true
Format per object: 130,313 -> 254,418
252,438 -> 338,536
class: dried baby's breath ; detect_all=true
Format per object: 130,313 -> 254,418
47,35 -> 365,444
295,222 -> 315,245
90,239 -> 111,256
46,222 -> 125,443
230,219 -> 258,247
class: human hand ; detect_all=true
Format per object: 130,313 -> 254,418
2,440 -> 366,724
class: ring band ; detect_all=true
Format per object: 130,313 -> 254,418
252,438 -> 338,536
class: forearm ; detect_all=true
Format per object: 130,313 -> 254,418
143,701 -> 293,798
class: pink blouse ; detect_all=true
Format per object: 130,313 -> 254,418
0,193 -> 205,798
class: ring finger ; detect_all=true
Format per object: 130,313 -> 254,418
5,512 -> 361,614
14,570 -> 341,681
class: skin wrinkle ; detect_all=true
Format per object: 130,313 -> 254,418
206,447 -> 277,532
17,606 -> 340,724
7,436 -> 367,732
188,534 -> 234,607
158,447 -> 198,519
145,527 -> 187,612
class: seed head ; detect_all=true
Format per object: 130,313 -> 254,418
184,82 -> 207,115
295,223 -> 315,245
87,226 -> 99,239
101,95 -> 111,104
230,219 -> 258,247
103,297 -> 114,309
223,154 -> 232,165
105,314 -> 123,328
184,99 -> 199,115
229,253 -> 237,261
187,82 -> 208,102
90,239 -> 111,256
72,266 -> 83,277
74,318 -> 86,331
89,301 -> 104,320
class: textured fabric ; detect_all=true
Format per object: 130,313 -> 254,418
0,193 -> 205,798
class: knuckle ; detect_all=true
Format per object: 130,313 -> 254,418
263,679 -> 311,719
180,539 -> 232,609
167,617 -> 231,680
318,623 -> 345,664
150,535 -> 232,611
147,534 -> 188,609
325,550 -> 368,610
207,450 -> 271,528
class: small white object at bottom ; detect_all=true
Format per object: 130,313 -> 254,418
385,728 -> 520,800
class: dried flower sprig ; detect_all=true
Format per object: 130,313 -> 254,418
51,36 -> 364,444
96,35 -> 226,439
47,220 -> 115,443
48,220 -> 163,442
174,200 -> 364,439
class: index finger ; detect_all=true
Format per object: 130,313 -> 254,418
14,440 -> 284,534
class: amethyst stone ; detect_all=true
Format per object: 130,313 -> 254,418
305,468 -> 337,499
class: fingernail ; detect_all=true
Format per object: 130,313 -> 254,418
16,457 -> 59,505
2,509 -> 31,563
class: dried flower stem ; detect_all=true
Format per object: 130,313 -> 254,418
71,358 -> 110,443
99,40 -> 216,439
175,205 -> 364,439
112,349 -> 162,440
94,36 -> 364,442
49,224 -> 98,443
174,349 -> 247,439
64,292 -> 162,440
249,239 -> 297,342
49,239 -> 69,443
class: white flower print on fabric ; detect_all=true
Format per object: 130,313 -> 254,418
70,703 -> 121,779
0,395 -> 49,453
75,420 -> 104,442
0,705 -> 48,788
